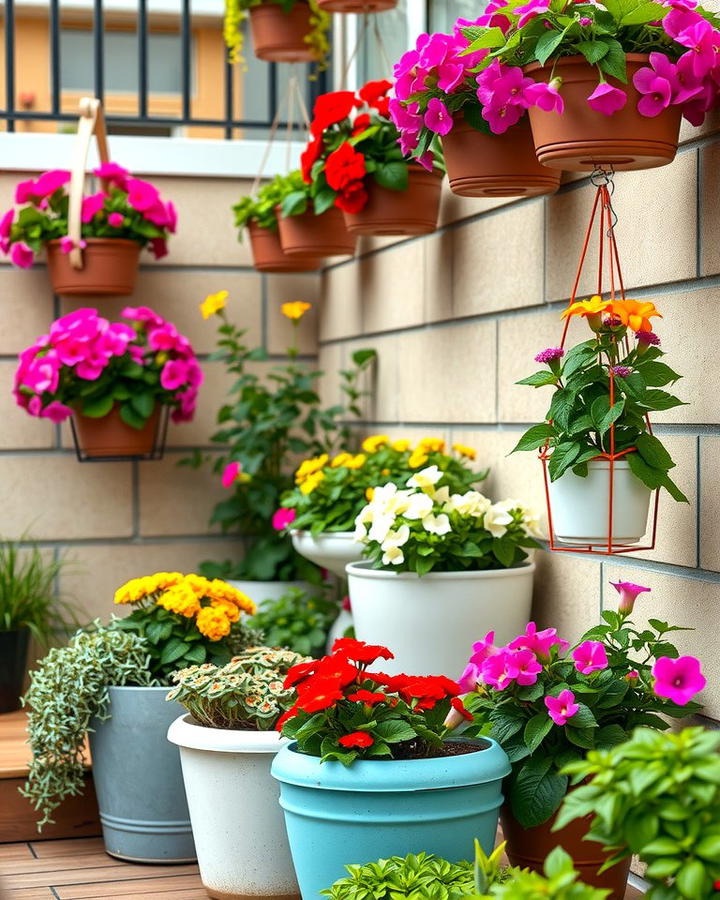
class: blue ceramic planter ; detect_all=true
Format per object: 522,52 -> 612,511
271,739 -> 510,898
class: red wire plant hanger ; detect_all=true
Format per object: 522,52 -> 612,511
539,169 -> 661,556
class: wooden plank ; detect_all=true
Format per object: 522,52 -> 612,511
55,875 -> 205,899
5,862 -> 200,890
0,852 -> 123,876
0,710 -> 91,780
0,776 -> 100,844
0,844 -> 33,861
67,889 -> 207,900
30,838 -> 105,859
5,888 -> 56,899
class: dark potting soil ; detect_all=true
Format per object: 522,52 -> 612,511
389,738 -> 488,760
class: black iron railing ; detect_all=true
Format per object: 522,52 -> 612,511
1,0 -> 328,139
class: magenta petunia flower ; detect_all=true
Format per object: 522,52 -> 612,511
10,241 -> 34,268
587,82 -> 627,115
610,580 -> 651,614
272,507 -> 297,532
160,359 -> 190,391
506,648 -> 543,686
39,400 -> 72,423
652,656 -> 706,705
458,661 -> 481,693
81,192 -> 106,224
481,650 -> 516,690
545,689 -> 579,725
31,169 -> 71,199
424,98 -> 454,135
673,19 -> 720,78
525,79 -> 564,114
514,0 -> 551,28
93,162 -> 129,188
534,347 -> 565,364
221,461 -> 243,488
437,61 -> 466,93
108,212 -> 125,228
0,209 -> 13,240
469,631 -> 498,666
635,73 -> 673,117
572,640 -> 609,674
508,621 -> 569,658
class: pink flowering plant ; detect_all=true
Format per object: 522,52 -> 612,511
1,162 -> 177,268
456,0 -> 720,129
457,580 -> 706,827
14,306 -> 202,428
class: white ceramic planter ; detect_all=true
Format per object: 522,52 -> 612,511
291,530 -> 364,579
325,607 -> 354,653
346,561 -> 535,678
226,579 -> 312,612
547,459 -> 652,547
167,715 -> 299,900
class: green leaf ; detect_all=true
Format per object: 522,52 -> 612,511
636,432 -> 674,471
130,391 -> 155,419
638,389 -> 687,411
636,360 -> 680,387
510,756 -> 569,827
548,388 -> 575,430
621,1 -> 665,24
280,191 -> 308,218
675,859 -> 706,899
548,441 -> 581,481
313,189 -> 336,216
535,27 -> 567,65
373,161 -> 408,192
591,394 -> 625,434
598,38 -> 628,82
159,637 -> 187,666
510,423 -> 554,453
81,394 -> 114,419
575,40 -> 610,64
524,714 -> 554,753
119,403 -> 146,430
373,720 -> 417,744
465,26 -> 505,51
517,370 -> 558,387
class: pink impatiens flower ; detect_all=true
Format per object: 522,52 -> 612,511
93,162 -> 129,188
610,580 -> 651,614
572,640 -> 609,674
40,400 -> 72,423
514,0 -> 551,28
108,212 -> 125,228
652,656 -> 706,705
508,621 -> 569,658
222,461 -> 243,488
525,79 -> 564,114
507,648 -> 543,685
481,650 -> 516,690
633,66 -> 674,117
81,192 -> 106,223
10,241 -> 34,268
458,662 -> 481,693
587,82 -> 627,115
545,689 -> 579,725
272,507 -> 297,532
469,631 -> 499,666
160,359 -> 190,391
424,98 -> 454,135
126,177 -> 160,212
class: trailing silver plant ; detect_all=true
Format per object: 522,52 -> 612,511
21,623 -> 153,827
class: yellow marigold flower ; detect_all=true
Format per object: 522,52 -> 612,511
157,583 -> 202,618
392,439 -> 411,452
610,298 -> 662,333
281,301 -> 312,321
184,574 -> 214,597
408,450 -> 429,469
361,435 -> 389,453
114,575 -> 159,605
210,597 -> 241,623
196,606 -> 232,641
453,443 -> 477,460
208,579 -> 256,615
345,453 -> 366,470
365,487 -> 374,501
419,437 -> 446,453
300,471 -> 325,495
331,452 -> 353,469
560,295 -> 611,321
200,290 -> 228,320
295,454 -> 329,483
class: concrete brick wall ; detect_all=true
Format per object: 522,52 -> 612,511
0,172 -> 321,622
318,126 -> 720,725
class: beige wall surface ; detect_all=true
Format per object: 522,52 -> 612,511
317,126 -> 720,727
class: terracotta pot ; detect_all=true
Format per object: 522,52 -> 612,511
249,1 -> 317,63
247,222 -> 323,273
73,405 -> 162,459
317,0 -> 397,10
46,238 -> 141,297
501,807 -> 631,899
524,55 -> 682,172
442,115 -> 561,198
343,167 -> 442,236
277,206 -> 356,258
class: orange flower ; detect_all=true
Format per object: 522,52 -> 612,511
560,295 -> 612,321
610,298 -> 662,333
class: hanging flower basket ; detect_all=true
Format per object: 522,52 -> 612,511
525,56 -> 682,172
441,116 -> 560,198
317,0 -> 396,10
277,205 -> 356,258
248,221 -> 323,272
343,166 -> 442,236
249,0 -> 318,63
46,238 -> 141,296
72,404 -> 167,461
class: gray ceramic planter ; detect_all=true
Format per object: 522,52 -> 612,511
89,685 -> 196,863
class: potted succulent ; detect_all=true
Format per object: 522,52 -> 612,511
458,580 -> 706,895
14,306 -> 202,460
22,572 -> 257,862
512,295 -> 687,547
0,537 -> 76,713
271,637 -> 511,899
167,647 -> 309,899
390,19 -> 561,198
248,586 -> 340,656
189,291 -> 375,608
280,436 -> 488,578
223,0 -> 330,64
1,162 -> 176,295
348,471 -> 540,676
302,80 -> 445,236
557,727 -> 720,900
275,169 -> 357,259
461,0 -> 720,171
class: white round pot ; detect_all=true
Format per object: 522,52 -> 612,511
346,561 -> 535,678
325,607 -> 354,653
291,530 -> 364,579
547,459 -> 652,547
167,715 -> 299,900
226,578 -> 312,612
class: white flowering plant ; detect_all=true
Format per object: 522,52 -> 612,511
354,466 -> 541,574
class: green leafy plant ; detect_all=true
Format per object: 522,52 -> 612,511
512,295 -> 687,501
21,624 -> 153,827
462,581 -> 704,828
321,852 -> 476,899
0,537 -> 77,645
249,587 -> 338,657
233,170 -> 312,239
281,436 -> 487,535
481,847 -> 609,899
186,293 -> 376,582
223,0 -> 329,66
556,727 -> 720,900
167,646 -> 309,729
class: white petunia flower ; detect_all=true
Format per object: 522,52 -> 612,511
434,485 -> 450,505
407,465 -> 443,493
353,521 -> 368,543
381,525 -> 411,551
521,507 -> 544,539
382,545 -> 405,566
483,503 -> 514,538
403,491 -> 434,520
446,491 -> 491,518
423,513 -> 452,536
368,512 -> 397,544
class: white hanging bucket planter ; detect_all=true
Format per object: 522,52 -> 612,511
547,459 -> 652,548
291,530 -> 364,579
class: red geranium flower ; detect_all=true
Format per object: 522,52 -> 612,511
359,79 -> 392,104
351,112 -> 371,137
334,182 -> 368,214
283,659 -> 318,689
311,90 -> 362,137
314,654 -> 359,687
296,677 -> 345,713
451,697 -> 473,722
324,143 -> 367,191
332,637 -> 394,665
372,96 -> 391,118
301,135 -> 323,184
347,689 -> 386,704
338,731 -> 374,748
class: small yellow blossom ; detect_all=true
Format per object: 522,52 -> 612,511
300,471 -> 325,494
561,295 -> 611,321
208,580 -> 256,615
345,453 -> 366,470
331,452 -> 353,469
295,454 -> 329,483
281,301 -> 312,321
453,443 -> 477,460
184,573 -> 215,597
365,487 -> 374,501
200,290 -> 228,320
196,606 -> 232,641
157,583 -> 202,618
419,437 -> 446,453
392,439 -> 411,452
408,450 -> 429,469
381,468 -> 390,476
361,435 -> 389,453
210,597 -> 241,623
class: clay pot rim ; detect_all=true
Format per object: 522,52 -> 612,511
46,237 -> 142,249
524,52 -> 652,75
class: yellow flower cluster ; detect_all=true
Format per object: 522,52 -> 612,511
301,471 -> 325,495
452,443 -> 477,460
114,572 -> 184,605
361,435 -> 389,453
295,454 -> 328,483
196,607 -> 232,641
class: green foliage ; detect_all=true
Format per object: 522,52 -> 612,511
248,587 -> 339,656
232,171 -> 307,236
167,645 -> 309,730
0,536 -> 78,645
21,623 -> 153,828
321,852 -> 476,899
486,847 -> 610,899
556,727 -> 720,900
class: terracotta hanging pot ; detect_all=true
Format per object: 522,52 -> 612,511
46,238 -> 141,297
524,55 -> 682,172
442,114 -> 561,198
249,0 -> 317,63
317,0 -> 397,10
277,206 -> 356,258
501,807 -> 631,899
342,167 -> 442,236
73,405 -> 162,460
247,222 -> 323,273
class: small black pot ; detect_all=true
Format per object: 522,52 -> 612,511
0,628 -> 30,713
